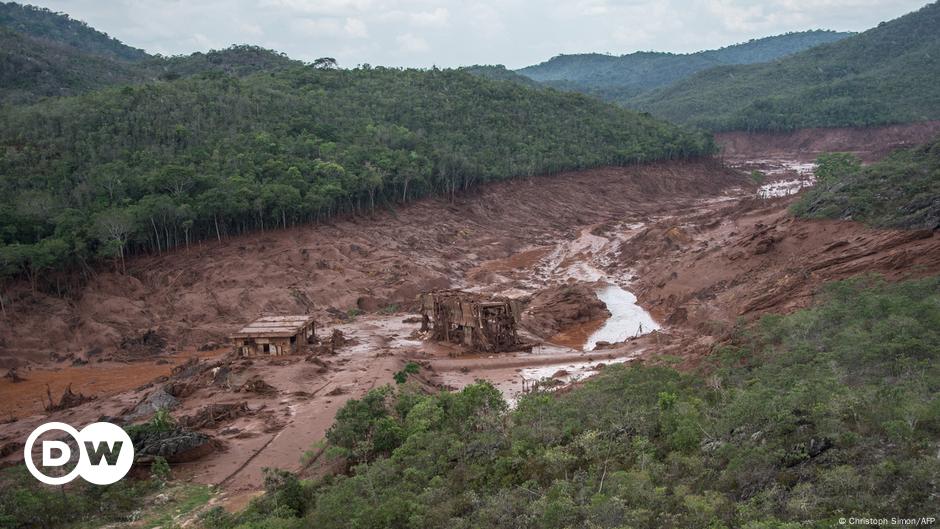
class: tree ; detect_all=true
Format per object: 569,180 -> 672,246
312,57 -> 338,70
814,152 -> 862,191
94,208 -> 133,273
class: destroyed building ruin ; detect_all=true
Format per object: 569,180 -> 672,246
420,290 -> 525,353
232,315 -> 316,356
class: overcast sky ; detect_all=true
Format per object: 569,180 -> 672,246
29,0 -> 930,68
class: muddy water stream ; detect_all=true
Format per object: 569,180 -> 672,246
585,284 -> 659,350
541,224 -> 660,351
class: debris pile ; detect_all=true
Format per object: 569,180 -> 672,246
119,329 -> 167,358
238,376 -> 276,395
44,383 -> 95,412
330,329 -> 348,349
3,368 -> 24,383
179,402 -> 251,429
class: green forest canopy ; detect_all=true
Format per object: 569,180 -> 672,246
515,30 -> 854,103
0,2 -> 303,105
0,66 -> 714,286
632,2 -> 940,131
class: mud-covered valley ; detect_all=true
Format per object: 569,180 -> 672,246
1,124 -> 939,511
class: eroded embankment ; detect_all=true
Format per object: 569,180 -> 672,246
716,120 -> 940,163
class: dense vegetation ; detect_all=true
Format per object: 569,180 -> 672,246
0,65 -> 713,288
793,137 -> 940,230
634,2 -> 940,131
0,2 -> 146,61
0,3 -> 306,105
194,275 -> 940,529
0,2 -> 716,292
0,26 -> 146,105
514,31 -> 853,103
459,65 -> 544,89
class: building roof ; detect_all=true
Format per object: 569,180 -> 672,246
231,315 -> 315,338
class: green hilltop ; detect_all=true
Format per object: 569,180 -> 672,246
515,30 -> 854,103
633,2 -> 940,130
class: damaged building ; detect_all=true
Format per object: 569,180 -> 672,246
420,290 -> 525,353
231,315 -> 316,356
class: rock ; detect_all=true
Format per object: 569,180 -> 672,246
664,226 -> 692,246
126,388 -> 180,420
551,370 -> 569,379
754,237 -> 777,254
238,376 -> 276,395
163,380 -> 198,399
130,428 -> 218,464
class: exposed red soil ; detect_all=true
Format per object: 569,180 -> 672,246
3,123 -> 939,507
716,121 -> 940,162
0,349 -> 224,418
549,318 -> 606,349
0,160 -> 741,368
626,197 -> 940,340
522,283 -> 610,340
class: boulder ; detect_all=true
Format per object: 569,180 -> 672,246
126,388 -> 180,420
130,428 -> 218,463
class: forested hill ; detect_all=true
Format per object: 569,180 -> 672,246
633,2 -> 940,131
0,27 -> 146,105
515,30 -> 853,103
0,2 -> 302,104
0,66 -> 713,283
458,65 -> 543,88
0,2 -> 146,61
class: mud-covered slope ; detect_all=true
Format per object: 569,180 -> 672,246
0,161 -> 742,366
625,196 -> 940,340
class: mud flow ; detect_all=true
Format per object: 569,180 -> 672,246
2,123 -> 940,508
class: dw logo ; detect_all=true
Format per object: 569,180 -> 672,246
24,422 -> 135,485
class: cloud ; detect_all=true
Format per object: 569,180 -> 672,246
396,32 -> 430,53
27,0 -> 931,68
410,7 -> 450,27
344,17 -> 369,38
258,0 -> 374,16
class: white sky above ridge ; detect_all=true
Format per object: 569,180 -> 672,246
28,0 -> 930,69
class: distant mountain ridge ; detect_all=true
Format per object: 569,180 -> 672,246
633,1 -> 940,130
0,2 -> 302,104
516,30 -> 855,102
